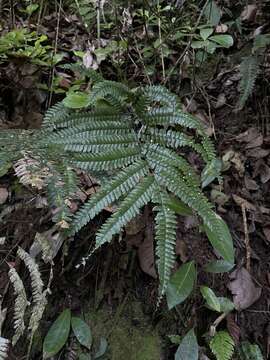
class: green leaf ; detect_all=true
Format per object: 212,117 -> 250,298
204,260 -> 234,273
168,335 -> 182,345
200,28 -> 214,41
209,35 -> 234,48
210,331 -> 234,360
218,297 -> 234,314
94,337 -> 108,358
200,286 -> 221,312
239,341 -> 264,360
166,261 -> 196,310
201,159 -> 222,188
204,218 -> 234,264
175,329 -> 198,360
43,309 -> 71,359
167,195 -> 193,216
79,354 -> 92,360
203,1 -> 221,26
253,34 -> 270,52
71,317 -> 92,350
63,92 -> 90,109
26,4 -> 39,15
191,40 -> 207,49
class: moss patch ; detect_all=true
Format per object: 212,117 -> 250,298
85,300 -> 161,360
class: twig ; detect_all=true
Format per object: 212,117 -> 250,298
157,0 -> 165,81
241,204 -> 251,272
163,0 -> 209,85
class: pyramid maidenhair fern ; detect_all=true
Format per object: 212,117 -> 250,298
0,80 -> 234,301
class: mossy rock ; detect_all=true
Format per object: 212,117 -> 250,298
85,301 -> 161,360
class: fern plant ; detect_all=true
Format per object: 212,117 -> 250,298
209,331 -> 235,360
0,80 -> 234,301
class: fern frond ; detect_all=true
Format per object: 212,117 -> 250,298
90,80 -> 132,106
93,175 -> 155,250
210,331 -> 234,360
238,56 -> 260,110
46,165 -> 78,226
153,189 -> 177,300
45,111 -> 127,131
155,165 -> 234,262
144,128 -> 207,161
141,108 -> 204,132
143,85 -> 178,110
62,63 -> 104,83
42,102 -> 71,129
71,147 -> 141,171
71,160 -> 149,234
17,248 -> 43,303
8,267 -> 29,345
0,337 -> 9,360
145,144 -> 200,188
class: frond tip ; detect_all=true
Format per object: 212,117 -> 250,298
210,331 -> 235,360
0,337 -> 9,360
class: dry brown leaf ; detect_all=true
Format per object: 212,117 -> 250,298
246,148 -> 270,158
227,267 -> 261,310
125,214 -> 145,235
0,188 -> 8,205
241,4 -> 257,22
137,234 -> 157,279
244,176 -> 259,191
263,227 -> 270,243
232,194 -> 256,211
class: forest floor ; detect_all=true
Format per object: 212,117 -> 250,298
0,1 -> 270,359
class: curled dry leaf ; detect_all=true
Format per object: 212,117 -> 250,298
0,188 -> 8,205
227,267 -> 261,310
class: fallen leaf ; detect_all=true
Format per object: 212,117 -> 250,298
246,148 -> 270,158
241,4 -> 257,22
244,176 -> 259,191
0,188 -> 8,205
263,227 -> 270,243
232,194 -> 256,211
227,267 -> 261,310
215,24 -> 228,33
125,214 -> 145,235
137,231 -> 157,279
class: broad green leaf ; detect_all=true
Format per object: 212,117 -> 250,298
253,34 -> 270,52
200,286 -> 221,312
203,1 -> 221,26
79,354 -> 92,360
43,309 -> 71,359
94,337 -> 108,358
239,341 -> 264,360
204,260 -> 234,273
200,28 -> 214,41
167,195 -> 193,216
209,35 -> 234,48
71,317 -> 92,350
191,40 -> 207,49
218,297 -> 234,313
26,4 -> 39,15
166,261 -> 196,310
63,92 -> 90,109
175,329 -> 198,360
201,159 -> 222,188
0,161 -> 12,177
204,218 -> 234,264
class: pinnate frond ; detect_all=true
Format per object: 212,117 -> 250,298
8,267 -> 29,345
210,331 -> 234,360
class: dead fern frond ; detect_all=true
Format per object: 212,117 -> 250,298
8,267 -> 29,345
0,337 -> 9,360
